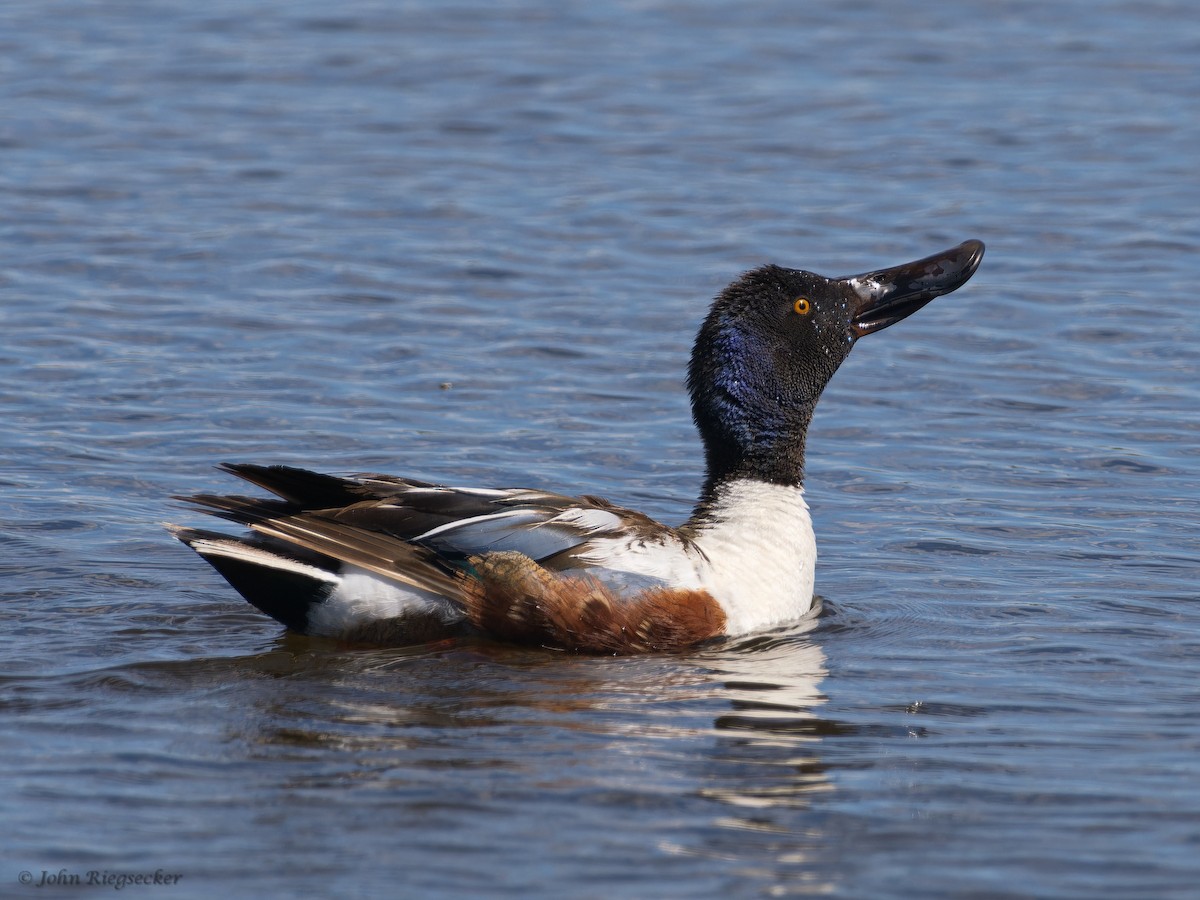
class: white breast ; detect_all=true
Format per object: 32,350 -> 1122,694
688,480 -> 816,635
573,478 -> 816,636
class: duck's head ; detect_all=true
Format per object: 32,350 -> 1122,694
688,239 -> 984,496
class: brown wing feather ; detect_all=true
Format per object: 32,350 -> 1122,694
247,514 -> 467,602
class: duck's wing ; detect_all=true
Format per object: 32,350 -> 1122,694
182,462 -> 672,567
173,464 -> 714,650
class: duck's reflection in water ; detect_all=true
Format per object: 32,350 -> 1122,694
238,612 -> 831,791
692,618 -> 831,814
227,611 -> 833,890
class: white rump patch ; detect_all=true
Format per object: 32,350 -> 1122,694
307,565 -> 463,637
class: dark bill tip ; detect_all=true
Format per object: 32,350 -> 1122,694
847,239 -> 985,337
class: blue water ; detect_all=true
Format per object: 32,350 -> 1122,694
2,1 -> 1198,896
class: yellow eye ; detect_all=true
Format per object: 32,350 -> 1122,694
793,297 -> 811,315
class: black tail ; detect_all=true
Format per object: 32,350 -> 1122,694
169,526 -> 335,633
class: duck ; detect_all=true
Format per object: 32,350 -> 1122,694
170,240 -> 984,653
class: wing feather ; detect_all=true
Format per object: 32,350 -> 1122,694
179,463 -> 694,598
246,514 -> 467,601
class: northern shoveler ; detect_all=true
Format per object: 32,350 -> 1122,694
171,240 -> 984,653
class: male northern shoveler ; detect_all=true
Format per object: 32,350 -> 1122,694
171,240 -> 984,653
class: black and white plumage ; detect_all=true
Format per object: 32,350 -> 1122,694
171,240 -> 984,653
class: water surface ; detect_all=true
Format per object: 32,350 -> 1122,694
2,1 -> 1198,896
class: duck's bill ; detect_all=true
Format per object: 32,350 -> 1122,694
845,239 -> 985,337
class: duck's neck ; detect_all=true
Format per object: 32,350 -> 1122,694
689,411 -> 812,524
